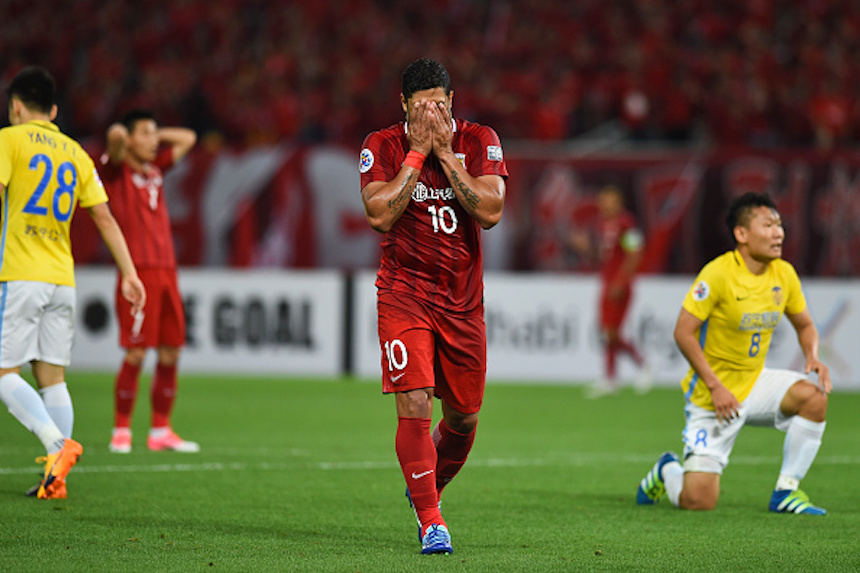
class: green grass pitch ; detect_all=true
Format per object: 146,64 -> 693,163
1,372 -> 858,572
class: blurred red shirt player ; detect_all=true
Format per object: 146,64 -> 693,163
571,185 -> 651,397
97,110 -> 199,454
360,58 -> 507,555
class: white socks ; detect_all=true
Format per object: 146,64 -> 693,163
0,373 -> 65,454
662,460 -> 685,507
39,381 -> 74,438
777,416 -> 826,491
149,427 -> 170,438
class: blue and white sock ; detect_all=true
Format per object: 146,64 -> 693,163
663,460 -> 685,507
0,373 -> 65,454
776,416 -> 826,491
39,381 -> 74,439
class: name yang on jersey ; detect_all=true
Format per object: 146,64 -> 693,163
25,129 -> 79,159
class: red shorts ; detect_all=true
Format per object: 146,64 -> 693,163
599,284 -> 632,331
377,292 -> 486,414
116,268 -> 186,349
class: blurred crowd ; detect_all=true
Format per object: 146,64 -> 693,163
3,0 -> 860,149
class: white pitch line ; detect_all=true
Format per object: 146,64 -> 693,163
1,453 -> 858,476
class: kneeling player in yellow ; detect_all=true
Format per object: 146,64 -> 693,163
636,192 -> 830,514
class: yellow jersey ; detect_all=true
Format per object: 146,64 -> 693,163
680,250 -> 806,410
0,120 -> 108,286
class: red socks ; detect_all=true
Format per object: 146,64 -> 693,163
606,338 -> 644,379
115,361 -> 179,429
396,417 -> 444,530
615,338 -> 644,366
150,363 -> 178,428
605,342 -> 618,380
432,419 -> 476,495
396,417 -> 479,529
114,360 -> 142,427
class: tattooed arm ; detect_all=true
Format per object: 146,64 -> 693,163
437,159 -> 505,230
430,102 -> 505,230
361,172 -> 421,233
361,100 -> 436,233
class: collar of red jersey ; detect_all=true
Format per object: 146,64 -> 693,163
404,118 -> 457,134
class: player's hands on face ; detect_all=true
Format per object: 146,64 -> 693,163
429,100 -> 454,156
710,383 -> 741,423
805,358 -> 832,394
406,99 -> 433,156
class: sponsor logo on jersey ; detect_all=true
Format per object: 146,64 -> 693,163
740,311 -> 781,331
359,148 -> 374,173
487,145 -> 503,162
692,280 -> 710,301
412,181 -> 455,202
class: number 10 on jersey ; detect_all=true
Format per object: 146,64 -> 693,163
427,205 -> 458,234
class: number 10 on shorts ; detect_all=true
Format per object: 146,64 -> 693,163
384,339 -> 408,372
427,205 -> 458,234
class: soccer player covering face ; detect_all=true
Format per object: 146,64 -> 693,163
360,58 -> 507,554
570,185 -> 651,397
0,67 -> 145,499
98,110 -> 199,454
636,192 -> 831,515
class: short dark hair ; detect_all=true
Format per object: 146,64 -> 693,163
725,192 -> 778,243
402,58 -> 451,100
121,109 -> 156,133
6,66 -> 55,113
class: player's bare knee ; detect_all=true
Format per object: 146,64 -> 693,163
445,412 -> 478,434
124,347 -> 146,367
396,388 -> 434,418
785,380 -> 828,422
679,480 -> 719,510
800,387 -> 828,422
680,492 -> 718,511
679,466 -> 720,510
157,346 -> 181,366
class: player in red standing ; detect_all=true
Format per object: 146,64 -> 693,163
360,58 -> 507,554
97,110 -> 200,453
571,185 -> 651,397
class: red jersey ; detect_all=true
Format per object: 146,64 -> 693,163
360,119 -> 508,314
98,147 -> 176,269
597,211 -> 643,284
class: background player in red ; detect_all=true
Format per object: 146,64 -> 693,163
570,185 -> 651,397
98,110 -> 199,453
360,58 -> 507,554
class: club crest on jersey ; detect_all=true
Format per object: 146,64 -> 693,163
455,152 -> 466,166
487,145 -> 503,162
771,286 -> 783,306
692,280 -> 710,301
359,148 -> 374,173
412,181 -> 455,202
